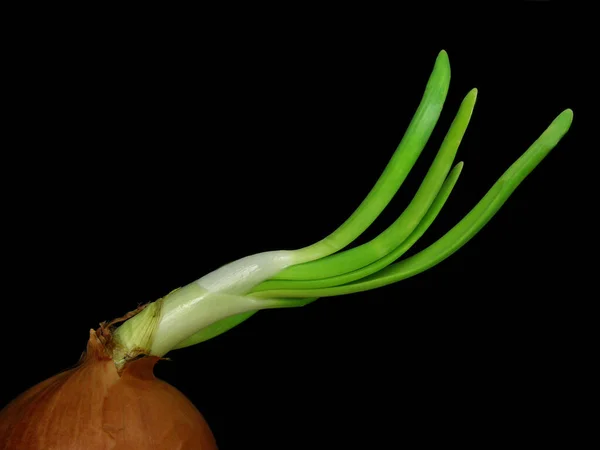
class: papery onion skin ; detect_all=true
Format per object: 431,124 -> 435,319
0,329 -> 217,449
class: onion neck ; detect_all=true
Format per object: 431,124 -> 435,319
110,250 -> 300,366
110,300 -> 164,369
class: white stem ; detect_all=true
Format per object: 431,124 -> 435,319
113,250 -> 302,359
150,283 -> 306,357
194,250 -> 296,295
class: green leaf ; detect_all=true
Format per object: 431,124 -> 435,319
253,109 -> 573,299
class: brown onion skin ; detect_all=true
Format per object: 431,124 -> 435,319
0,329 -> 218,449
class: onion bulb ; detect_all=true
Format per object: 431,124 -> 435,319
0,328 -> 217,449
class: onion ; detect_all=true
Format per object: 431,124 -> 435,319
1,50 -> 573,448
0,328 -> 217,449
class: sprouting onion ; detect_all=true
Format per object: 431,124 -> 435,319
0,50 -> 573,450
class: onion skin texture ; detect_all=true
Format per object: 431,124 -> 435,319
0,330 -> 217,449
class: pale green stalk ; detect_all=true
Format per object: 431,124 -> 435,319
173,162 -> 464,349
170,107 -> 572,350
110,51 -> 573,360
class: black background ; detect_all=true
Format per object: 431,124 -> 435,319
1,4 -> 592,449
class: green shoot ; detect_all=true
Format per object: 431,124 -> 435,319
173,161 -> 463,349
111,50 -> 573,358
172,106 -> 572,350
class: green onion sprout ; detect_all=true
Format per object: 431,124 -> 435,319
110,50 -> 573,363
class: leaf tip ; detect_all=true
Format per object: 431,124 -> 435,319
553,108 -> 574,133
436,49 -> 450,66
